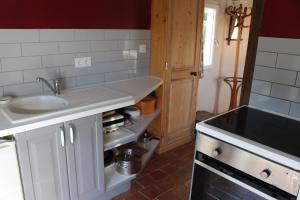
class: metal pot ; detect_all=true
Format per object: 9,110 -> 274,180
115,148 -> 142,175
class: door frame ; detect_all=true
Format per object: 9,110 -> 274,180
240,0 -> 265,105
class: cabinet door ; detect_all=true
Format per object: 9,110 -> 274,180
16,124 -> 70,200
165,0 -> 204,141
65,115 -> 105,200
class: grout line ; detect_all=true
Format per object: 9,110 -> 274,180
288,101 -> 292,115
252,91 -> 300,106
294,72 -> 299,86
274,52 -> 279,69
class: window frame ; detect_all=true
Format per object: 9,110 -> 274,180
202,3 -> 219,70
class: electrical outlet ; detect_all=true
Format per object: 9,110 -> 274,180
75,57 -> 92,68
139,44 -> 147,53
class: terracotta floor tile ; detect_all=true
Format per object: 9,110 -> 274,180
154,176 -> 177,192
113,142 -> 194,200
139,185 -> 162,199
149,170 -> 168,181
159,164 -> 179,175
144,157 -> 169,173
170,159 -> 189,169
125,192 -> 149,200
172,185 -> 190,199
155,189 -> 182,200
119,181 -> 144,199
137,174 -> 156,188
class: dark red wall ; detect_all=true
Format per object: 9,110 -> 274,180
0,0 -> 151,29
261,0 -> 300,39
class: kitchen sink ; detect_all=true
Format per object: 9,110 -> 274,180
8,95 -> 68,114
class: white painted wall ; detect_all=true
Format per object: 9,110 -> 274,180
197,0 -> 252,113
197,0 -> 226,113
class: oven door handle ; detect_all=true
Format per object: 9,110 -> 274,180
194,160 -> 278,200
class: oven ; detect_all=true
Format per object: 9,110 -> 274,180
190,133 -> 300,200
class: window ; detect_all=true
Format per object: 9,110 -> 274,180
203,5 -> 217,68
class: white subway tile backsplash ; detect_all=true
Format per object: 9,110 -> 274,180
104,30 -> 130,40
0,29 -> 149,96
104,70 -> 130,82
252,37 -> 300,118
289,103 -> 300,118
129,30 -> 150,40
255,52 -> 277,67
59,65 -> 95,78
40,29 -> 74,42
2,56 -> 42,71
0,44 -> 21,58
251,80 -> 271,96
4,82 -> 43,96
22,43 -> 58,56
258,37 -> 300,55
0,71 -> 23,86
90,41 -> 119,52
136,59 -> 150,68
129,67 -> 149,78
42,54 -> 75,67
90,51 -> 126,63
249,93 -> 291,115
93,60 -> 137,74
59,41 -> 90,53
0,30 -> 39,43
254,66 -> 297,85
74,29 -> 105,41
271,84 -> 300,103
118,40 -> 146,50
76,73 -> 105,86
277,54 -> 300,71
296,73 -> 300,87
23,68 -> 60,83
61,77 -> 76,89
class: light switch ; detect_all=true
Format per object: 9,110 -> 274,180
139,44 -> 147,53
75,57 -> 92,68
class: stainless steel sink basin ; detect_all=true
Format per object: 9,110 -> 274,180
8,95 -> 68,114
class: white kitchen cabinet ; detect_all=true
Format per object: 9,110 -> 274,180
16,115 -> 104,200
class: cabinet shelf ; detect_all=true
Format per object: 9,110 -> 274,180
104,163 -> 136,192
104,139 -> 159,192
124,108 -> 160,139
138,139 -> 160,170
103,109 -> 160,151
103,128 -> 136,151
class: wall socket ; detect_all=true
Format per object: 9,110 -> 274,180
139,44 -> 147,53
75,57 -> 92,68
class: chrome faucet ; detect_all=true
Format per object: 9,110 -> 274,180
36,77 -> 61,95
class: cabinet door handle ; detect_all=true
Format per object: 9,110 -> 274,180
69,125 -> 74,145
60,127 -> 65,147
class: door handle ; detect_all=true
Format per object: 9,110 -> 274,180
69,124 -> 75,145
60,127 -> 65,147
190,72 -> 198,76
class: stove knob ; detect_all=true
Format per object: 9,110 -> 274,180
260,169 -> 271,179
212,148 -> 221,157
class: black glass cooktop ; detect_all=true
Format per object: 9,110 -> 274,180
205,106 -> 300,158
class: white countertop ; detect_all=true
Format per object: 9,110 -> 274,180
0,76 -> 163,138
196,106 -> 300,171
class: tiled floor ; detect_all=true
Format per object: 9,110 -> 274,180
113,141 -> 195,200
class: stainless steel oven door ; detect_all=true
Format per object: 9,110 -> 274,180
190,153 -> 297,200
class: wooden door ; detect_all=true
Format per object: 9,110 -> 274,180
16,124 -> 70,200
164,0 -> 204,145
65,115 -> 105,200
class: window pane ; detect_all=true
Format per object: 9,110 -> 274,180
203,7 -> 216,67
